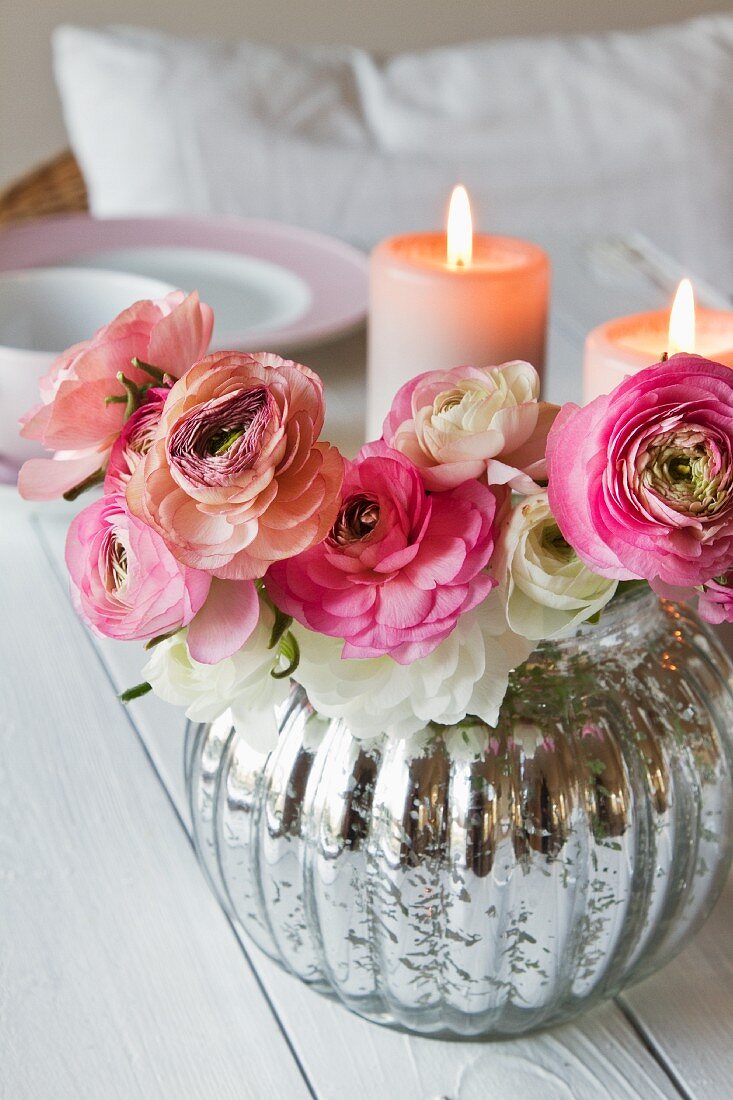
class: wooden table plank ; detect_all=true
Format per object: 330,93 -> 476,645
0,512 -> 311,1100
33,514 -> 681,1098
621,870 -> 733,1100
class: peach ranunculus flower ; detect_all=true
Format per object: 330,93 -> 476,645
382,360 -> 559,493
18,291 -> 213,501
127,352 -> 344,580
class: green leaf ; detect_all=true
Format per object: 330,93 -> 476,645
614,579 -> 647,598
144,630 -> 180,651
119,681 -> 152,703
271,631 -> 300,679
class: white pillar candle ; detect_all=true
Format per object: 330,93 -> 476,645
366,187 -> 550,440
584,279 -> 733,404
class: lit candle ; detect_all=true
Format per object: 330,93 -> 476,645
583,278 -> 733,403
366,186 -> 550,439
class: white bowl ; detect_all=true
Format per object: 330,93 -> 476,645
0,266 -> 177,472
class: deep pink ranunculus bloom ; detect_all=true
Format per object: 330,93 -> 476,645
104,387 -> 169,493
126,352 -> 344,581
18,291 -> 213,501
547,354 -> 733,588
65,494 -> 211,643
265,445 -> 498,663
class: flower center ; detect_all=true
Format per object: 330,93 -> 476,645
102,532 -> 128,594
421,374 -> 512,455
207,428 -> 246,456
540,522 -> 574,563
642,429 -> 730,516
169,386 -> 275,486
111,540 -> 127,590
131,408 -> 162,456
434,388 -> 466,416
329,494 -> 380,545
120,396 -> 166,466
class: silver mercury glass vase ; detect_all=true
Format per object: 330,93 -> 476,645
185,589 -> 733,1038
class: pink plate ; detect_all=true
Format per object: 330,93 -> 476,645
0,214 -> 368,352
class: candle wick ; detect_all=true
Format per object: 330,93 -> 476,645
661,351 -> 669,362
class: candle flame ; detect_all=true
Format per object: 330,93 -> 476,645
668,278 -> 696,355
447,184 -> 473,268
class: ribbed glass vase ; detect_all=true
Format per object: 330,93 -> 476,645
185,590 -> 733,1038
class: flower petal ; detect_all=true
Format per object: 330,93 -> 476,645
17,452 -> 103,501
187,578 -> 260,665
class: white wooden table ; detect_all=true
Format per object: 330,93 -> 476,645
2,234 -> 733,1099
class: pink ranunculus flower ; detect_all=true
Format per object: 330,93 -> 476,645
18,291 -> 213,501
104,387 -> 169,493
127,352 -> 344,581
698,574 -> 733,624
265,445 -> 498,663
547,354 -> 733,588
65,494 -> 212,643
382,360 -> 559,492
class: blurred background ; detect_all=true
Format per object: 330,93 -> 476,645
4,0 -> 733,187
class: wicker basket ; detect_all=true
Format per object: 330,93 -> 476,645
0,150 -> 88,226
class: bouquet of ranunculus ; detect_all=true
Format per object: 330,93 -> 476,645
19,290 -> 733,749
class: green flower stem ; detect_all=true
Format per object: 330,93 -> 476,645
131,357 -> 168,384
116,371 -> 142,420
268,608 -> 294,651
62,467 -> 105,502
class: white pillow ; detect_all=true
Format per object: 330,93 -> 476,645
54,20 -> 733,287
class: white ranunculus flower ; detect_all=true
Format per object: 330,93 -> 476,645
494,491 -> 618,641
143,604 -> 291,752
290,589 -> 535,740
416,360 -> 540,458
385,360 -> 558,493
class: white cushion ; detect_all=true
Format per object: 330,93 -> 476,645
54,20 -> 733,286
